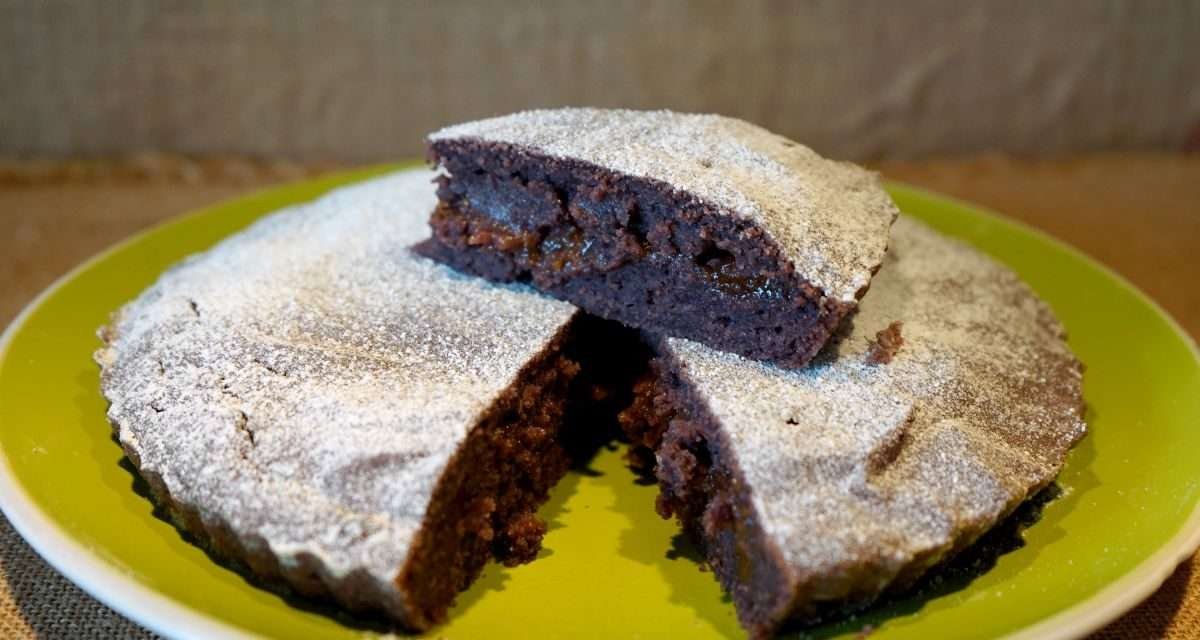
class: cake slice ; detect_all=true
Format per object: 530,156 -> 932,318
96,169 -> 645,630
420,108 -> 898,369
618,216 -> 1087,637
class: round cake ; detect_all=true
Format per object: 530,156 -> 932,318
96,166 -> 1085,637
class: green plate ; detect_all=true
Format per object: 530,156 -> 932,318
1,166 -> 1198,639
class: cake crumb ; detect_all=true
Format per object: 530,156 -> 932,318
865,321 -> 904,364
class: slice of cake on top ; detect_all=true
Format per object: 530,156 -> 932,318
95,169 -> 646,631
420,108 -> 899,369
618,216 -> 1087,637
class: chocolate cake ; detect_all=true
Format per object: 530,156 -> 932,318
95,169 -> 645,630
96,165 -> 1085,637
421,108 -> 899,368
618,216 -> 1087,637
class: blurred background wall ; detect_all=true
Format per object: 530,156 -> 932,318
2,0 -> 1198,162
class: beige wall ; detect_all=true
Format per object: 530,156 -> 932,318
2,0 -> 1198,162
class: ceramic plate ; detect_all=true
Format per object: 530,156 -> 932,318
1,166 -> 1198,639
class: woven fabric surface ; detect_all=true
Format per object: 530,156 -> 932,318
0,153 -> 1197,638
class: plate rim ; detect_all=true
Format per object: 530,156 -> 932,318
0,171 -> 1196,640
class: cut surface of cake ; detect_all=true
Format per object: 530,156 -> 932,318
95,169 -> 645,630
421,108 -> 899,369
618,216 -> 1088,637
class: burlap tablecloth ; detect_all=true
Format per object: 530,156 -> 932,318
0,153 -> 1197,638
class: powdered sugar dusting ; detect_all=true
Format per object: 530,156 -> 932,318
666,216 -> 1086,600
96,169 -> 577,617
430,108 -> 898,303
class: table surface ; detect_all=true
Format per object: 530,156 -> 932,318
0,153 -> 1197,638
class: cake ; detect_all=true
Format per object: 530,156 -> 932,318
95,169 -> 646,630
420,108 -> 899,369
617,216 -> 1088,637
96,166 -> 1085,638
